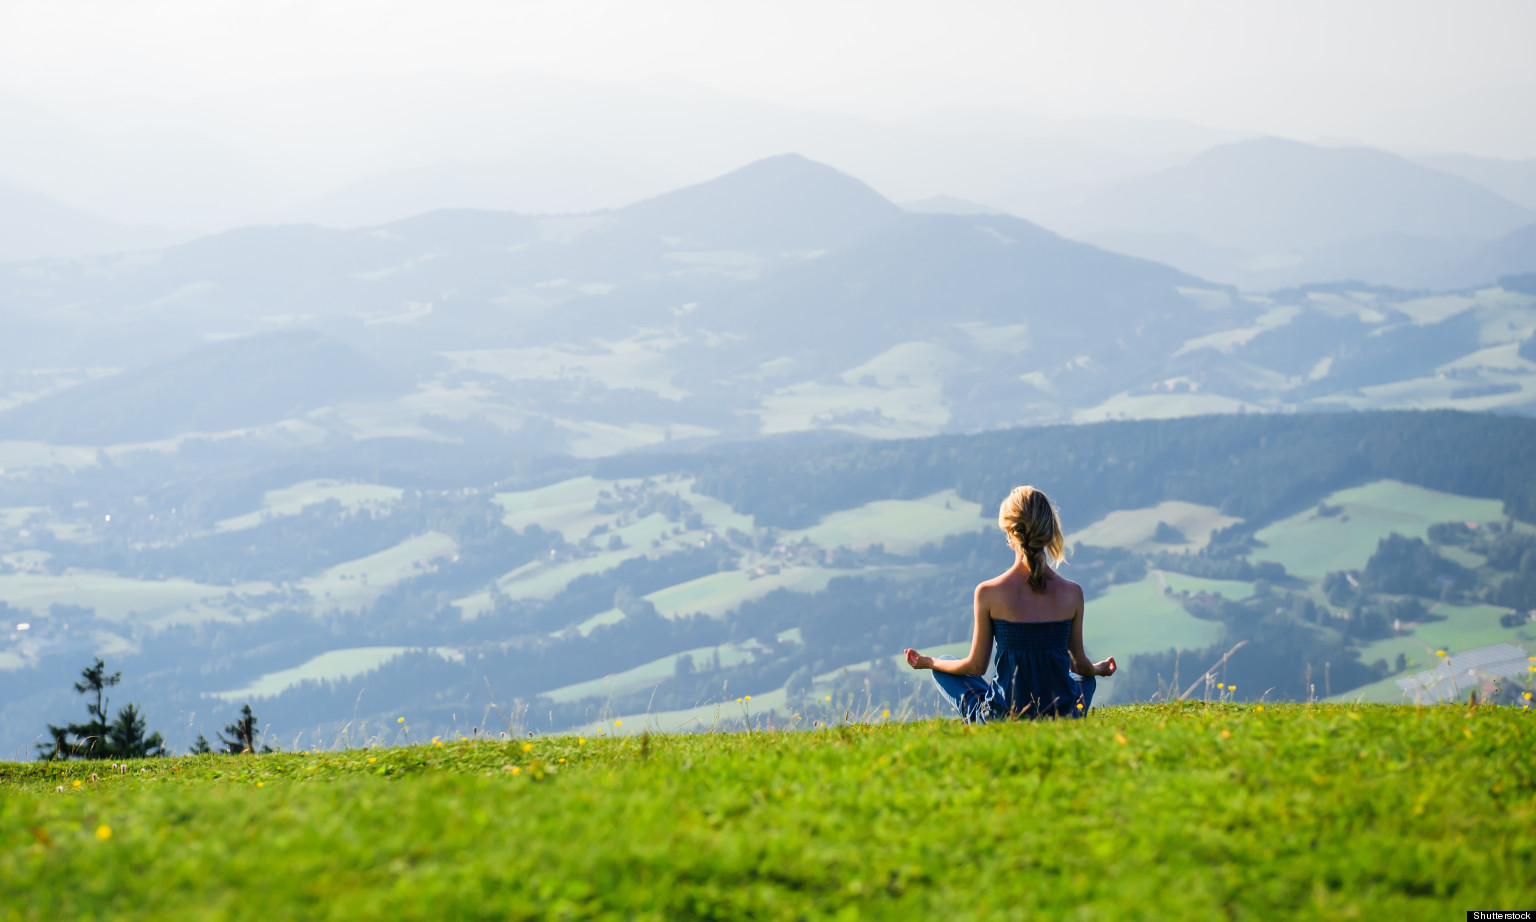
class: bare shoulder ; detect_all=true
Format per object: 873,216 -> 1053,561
974,570 -> 1009,601
976,568 -> 1014,592
1054,574 -> 1085,603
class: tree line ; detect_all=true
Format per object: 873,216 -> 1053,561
39,658 -> 270,760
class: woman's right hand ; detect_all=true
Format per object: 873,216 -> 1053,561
904,648 -> 932,670
1095,656 -> 1117,677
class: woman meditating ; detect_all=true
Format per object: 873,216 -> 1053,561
904,485 -> 1116,721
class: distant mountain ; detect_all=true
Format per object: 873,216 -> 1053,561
281,150 -> 685,228
897,107 -> 1258,157
0,180 -> 189,263
1049,138 -> 1534,253
618,154 -> 902,251
1058,138 -> 1536,289
1452,223 -> 1536,286
0,331 -> 406,444
1410,152 -> 1536,211
1,154 -> 1532,452
902,195 -> 1007,216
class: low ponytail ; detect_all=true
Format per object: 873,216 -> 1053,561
998,486 -> 1066,594
1024,545 -> 1050,592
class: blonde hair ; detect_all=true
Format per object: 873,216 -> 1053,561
998,485 -> 1065,593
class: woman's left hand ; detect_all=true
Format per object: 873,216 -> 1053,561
904,648 -> 932,670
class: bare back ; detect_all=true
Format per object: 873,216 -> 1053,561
977,561 -> 1082,624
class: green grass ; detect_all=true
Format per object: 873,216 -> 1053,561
3,705 -> 1531,920
1253,479 -> 1509,579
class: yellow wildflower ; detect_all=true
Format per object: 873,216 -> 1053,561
522,742 -> 533,752
614,719 -> 622,727
578,737 -> 586,745
1228,686 -> 1235,693
511,766 -> 522,775
398,717 -> 405,723
1114,731 -> 1128,745
558,758 -> 566,764
257,781 -> 264,788
1526,692 -> 1533,701
1437,650 -> 1447,658
1221,729 -> 1231,739
1076,702 -> 1084,710
824,695 -> 832,702
882,709 -> 891,718
745,695 -> 751,701
368,757 -> 377,764
72,780 -> 82,788
1218,683 -> 1225,689
95,825 -> 112,841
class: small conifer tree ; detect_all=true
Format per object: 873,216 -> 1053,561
218,704 -> 271,754
106,703 -> 167,758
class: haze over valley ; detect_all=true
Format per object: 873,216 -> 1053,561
3,0 -> 1535,755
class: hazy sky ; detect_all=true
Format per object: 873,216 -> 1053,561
3,0 -> 1534,156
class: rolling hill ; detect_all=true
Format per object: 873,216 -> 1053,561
0,154 -> 1533,459
1056,138 -> 1536,290
0,331 -> 407,444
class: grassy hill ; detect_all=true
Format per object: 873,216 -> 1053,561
3,704 -> 1532,919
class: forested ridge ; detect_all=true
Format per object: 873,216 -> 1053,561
8,408 -> 1535,752
604,410 -> 1536,532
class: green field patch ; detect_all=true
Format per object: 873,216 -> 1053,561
493,476 -> 638,541
1073,391 -> 1263,424
780,489 -> 984,554
0,506 -> 45,529
1437,545 -> 1489,570
215,479 -> 404,533
644,566 -> 839,619
565,608 -> 624,637
1393,293 -> 1479,325
211,646 -> 460,702
1073,501 -> 1241,552
0,441 -> 99,473
1085,573 -> 1227,660
1354,602 -> 1535,677
661,479 -> 755,534
299,531 -> 457,613
1158,571 -> 1255,600
576,687 -> 792,736
0,572 -> 272,628
541,641 -> 763,705
1252,479 -> 1509,579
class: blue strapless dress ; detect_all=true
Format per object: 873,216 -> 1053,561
988,619 -> 1092,719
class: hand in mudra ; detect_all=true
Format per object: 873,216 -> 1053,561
1095,656 -> 1117,677
904,648 -> 932,670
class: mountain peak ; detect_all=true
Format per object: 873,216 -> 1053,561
619,154 -> 901,251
